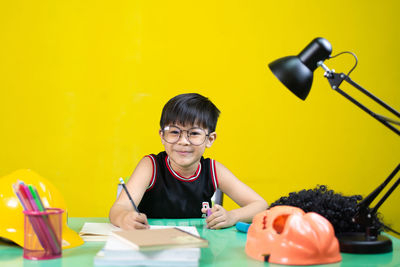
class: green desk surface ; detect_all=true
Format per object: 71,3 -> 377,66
0,217 -> 399,267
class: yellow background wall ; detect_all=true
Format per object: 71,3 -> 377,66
1,1 -> 399,230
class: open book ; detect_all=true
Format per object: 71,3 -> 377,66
79,223 -> 121,241
111,228 -> 208,251
79,223 -> 201,242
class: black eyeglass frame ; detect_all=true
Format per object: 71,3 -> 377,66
161,125 -> 210,146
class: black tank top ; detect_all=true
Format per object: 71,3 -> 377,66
138,151 -> 218,218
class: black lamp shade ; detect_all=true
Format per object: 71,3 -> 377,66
269,38 -> 332,100
269,56 -> 313,100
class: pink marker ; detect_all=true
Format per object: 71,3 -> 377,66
202,202 -> 212,217
207,209 -> 212,217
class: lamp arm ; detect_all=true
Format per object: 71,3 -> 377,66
375,114 -> 400,126
358,164 -> 400,210
371,175 -> 400,214
343,74 -> 400,119
352,164 -> 400,230
323,71 -> 400,136
318,64 -> 400,231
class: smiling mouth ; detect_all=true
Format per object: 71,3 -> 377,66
177,151 -> 192,154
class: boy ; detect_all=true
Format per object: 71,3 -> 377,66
109,93 -> 268,229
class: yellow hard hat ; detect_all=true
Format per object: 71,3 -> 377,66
0,169 -> 84,249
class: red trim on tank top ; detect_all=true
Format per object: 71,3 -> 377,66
165,155 -> 201,182
145,155 -> 157,191
210,159 -> 218,191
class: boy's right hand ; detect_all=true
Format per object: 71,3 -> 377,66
120,211 -> 150,230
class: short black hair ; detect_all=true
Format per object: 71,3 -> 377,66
160,93 -> 220,132
270,185 -> 383,235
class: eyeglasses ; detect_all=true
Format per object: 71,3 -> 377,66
162,126 -> 209,146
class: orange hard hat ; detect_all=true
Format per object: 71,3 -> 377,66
0,169 -> 84,249
245,205 -> 341,265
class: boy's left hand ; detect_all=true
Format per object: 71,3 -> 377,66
202,204 -> 236,229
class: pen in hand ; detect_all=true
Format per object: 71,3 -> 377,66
119,177 -> 140,214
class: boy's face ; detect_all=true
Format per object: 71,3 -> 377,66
159,123 -> 216,170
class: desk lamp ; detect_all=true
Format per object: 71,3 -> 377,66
268,37 -> 400,254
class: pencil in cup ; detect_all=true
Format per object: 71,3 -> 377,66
29,185 -> 62,254
13,182 -> 63,259
14,183 -> 53,253
23,208 -> 64,260
25,184 -> 61,255
22,184 -> 61,255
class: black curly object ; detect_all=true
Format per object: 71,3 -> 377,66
270,185 -> 383,234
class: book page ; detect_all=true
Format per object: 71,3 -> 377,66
80,222 -> 121,235
104,226 -> 199,250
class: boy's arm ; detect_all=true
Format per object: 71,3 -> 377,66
109,156 -> 154,229
205,161 -> 268,229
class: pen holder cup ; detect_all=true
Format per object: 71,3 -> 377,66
23,208 -> 64,260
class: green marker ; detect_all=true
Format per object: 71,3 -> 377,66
28,185 -> 44,211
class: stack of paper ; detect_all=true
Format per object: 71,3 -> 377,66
94,226 -> 203,266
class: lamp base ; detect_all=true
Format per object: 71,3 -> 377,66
337,232 -> 392,254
